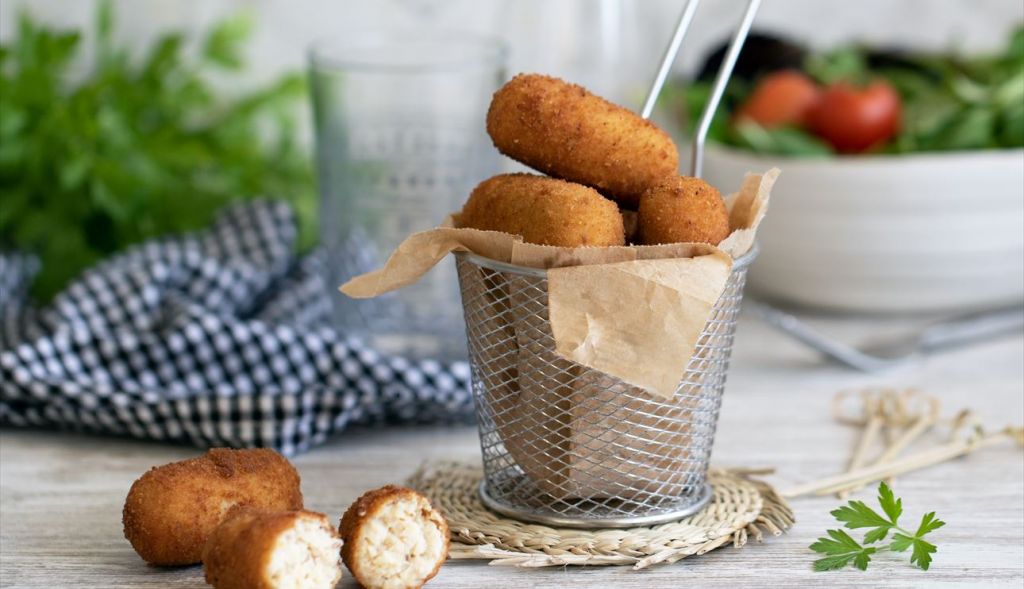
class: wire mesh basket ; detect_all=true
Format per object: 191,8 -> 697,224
456,247 -> 757,527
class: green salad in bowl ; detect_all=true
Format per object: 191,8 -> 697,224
660,28 -> 1024,313
663,26 -> 1023,156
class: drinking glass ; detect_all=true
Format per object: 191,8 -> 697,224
310,30 -> 506,361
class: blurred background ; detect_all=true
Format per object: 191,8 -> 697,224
1,0 -> 1022,383
3,0 -> 1020,99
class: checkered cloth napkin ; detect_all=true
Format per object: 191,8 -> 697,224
0,201 -> 473,455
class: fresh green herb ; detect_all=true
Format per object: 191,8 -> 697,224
810,482 -> 945,572
808,528 -> 877,571
0,2 -> 315,301
732,122 -> 833,157
805,47 -> 869,86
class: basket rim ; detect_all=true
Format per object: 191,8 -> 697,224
454,242 -> 760,277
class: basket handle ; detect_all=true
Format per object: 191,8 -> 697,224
639,0 -> 762,178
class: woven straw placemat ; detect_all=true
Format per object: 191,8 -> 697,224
407,461 -> 794,569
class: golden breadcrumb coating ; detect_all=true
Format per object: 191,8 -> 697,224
486,73 -> 679,207
122,448 -> 303,566
340,485 -> 449,589
458,173 -> 625,247
638,176 -> 731,246
202,509 -> 343,589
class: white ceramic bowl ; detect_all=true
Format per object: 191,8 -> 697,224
702,146 -> 1024,314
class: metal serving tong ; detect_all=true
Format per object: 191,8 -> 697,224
749,302 -> 1024,372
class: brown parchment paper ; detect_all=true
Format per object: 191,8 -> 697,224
720,167 -> 777,257
546,252 -> 732,398
341,168 -> 778,399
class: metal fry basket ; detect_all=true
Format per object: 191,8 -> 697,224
456,246 -> 757,528
455,0 -> 762,527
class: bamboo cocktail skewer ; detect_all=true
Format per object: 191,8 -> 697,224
837,394 -> 883,499
782,424 -> 1024,499
845,390 -> 941,493
833,388 -> 909,498
874,413 -> 937,468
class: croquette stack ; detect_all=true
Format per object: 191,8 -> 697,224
460,73 -> 732,248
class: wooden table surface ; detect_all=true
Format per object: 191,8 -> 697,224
2,313 -> 1022,588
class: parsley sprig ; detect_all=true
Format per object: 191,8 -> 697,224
1,1 -> 315,301
810,482 -> 945,572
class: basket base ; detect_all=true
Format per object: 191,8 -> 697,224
477,480 -> 713,529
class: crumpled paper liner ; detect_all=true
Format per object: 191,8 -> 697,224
342,168 -> 778,399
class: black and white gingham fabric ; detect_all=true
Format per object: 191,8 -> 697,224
0,201 -> 473,455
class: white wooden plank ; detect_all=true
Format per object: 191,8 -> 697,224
2,315 -> 1021,588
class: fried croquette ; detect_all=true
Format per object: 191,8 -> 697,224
122,448 -> 303,566
486,73 -> 679,207
458,173 -> 625,247
340,485 -> 449,589
202,509 -> 343,589
638,176 -> 731,246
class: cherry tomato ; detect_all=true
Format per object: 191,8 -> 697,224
735,70 -> 821,128
806,80 -> 902,153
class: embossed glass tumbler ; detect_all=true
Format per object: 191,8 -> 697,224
310,31 -> 507,361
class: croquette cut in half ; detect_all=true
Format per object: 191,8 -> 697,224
122,448 -> 303,566
486,73 -> 679,208
638,176 -> 731,246
458,173 -> 625,247
202,509 -> 343,589
340,485 -> 449,589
